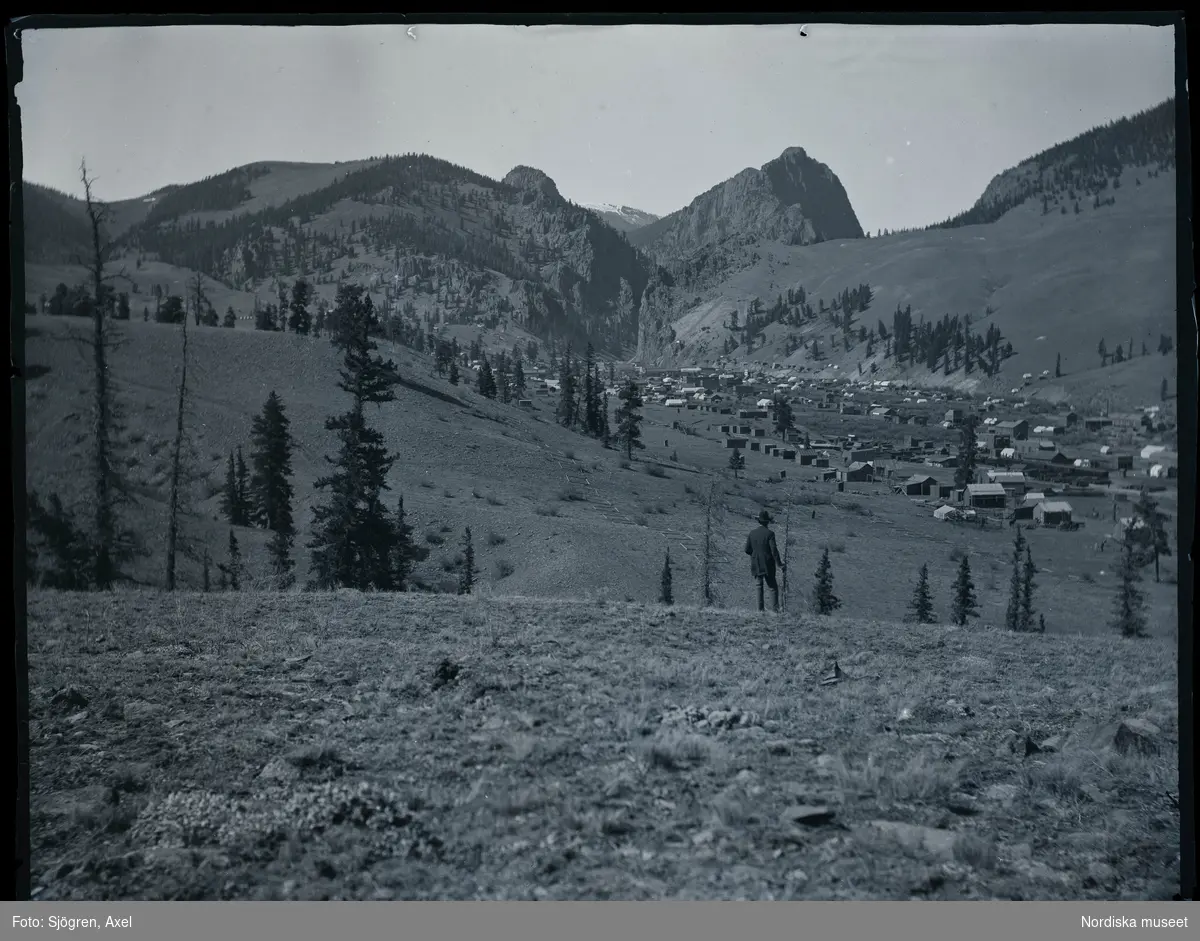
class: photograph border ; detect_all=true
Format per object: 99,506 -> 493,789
5,10 -> 1194,910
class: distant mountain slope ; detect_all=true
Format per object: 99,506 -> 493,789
629,146 -> 864,263
632,98 -> 1177,407
929,98 -> 1176,230
581,203 -> 660,233
22,183 -> 92,265
636,164 -> 1175,407
24,155 -> 655,356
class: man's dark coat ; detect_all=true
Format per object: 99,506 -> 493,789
744,524 -> 784,578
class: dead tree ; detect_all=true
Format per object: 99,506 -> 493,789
79,160 -> 136,587
164,311 -> 191,590
781,485 -> 794,609
701,482 -> 718,606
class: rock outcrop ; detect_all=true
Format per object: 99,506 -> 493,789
630,146 -> 863,263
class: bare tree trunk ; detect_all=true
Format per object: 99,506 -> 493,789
701,482 -> 716,606
81,161 -> 117,589
165,312 -> 190,590
781,486 -> 793,609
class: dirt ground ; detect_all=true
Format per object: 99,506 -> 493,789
27,590 -> 1180,900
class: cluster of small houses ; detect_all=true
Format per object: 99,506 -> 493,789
633,366 -> 1177,531
494,360 -> 1176,530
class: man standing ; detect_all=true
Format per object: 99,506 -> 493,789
745,509 -> 785,612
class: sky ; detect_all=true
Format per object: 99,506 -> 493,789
16,22 -> 1176,234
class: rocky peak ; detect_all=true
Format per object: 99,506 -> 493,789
503,166 -> 562,203
630,147 -> 863,261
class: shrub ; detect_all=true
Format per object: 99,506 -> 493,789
486,530 -> 506,547
493,559 -> 515,579
558,487 -> 585,502
424,529 -> 445,546
645,464 -> 667,478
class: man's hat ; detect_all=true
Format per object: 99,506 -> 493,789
757,510 -> 772,525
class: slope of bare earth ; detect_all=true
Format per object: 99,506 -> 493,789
27,590 -> 1179,901
651,166 -> 1176,404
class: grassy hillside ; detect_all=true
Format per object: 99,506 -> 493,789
27,590 -> 1179,900
24,313 -> 1179,640
652,165 -> 1175,405
23,314 -> 751,602
23,154 -> 653,356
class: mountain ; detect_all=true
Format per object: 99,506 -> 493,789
23,156 -> 654,357
629,146 -> 864,263
633,99 -> 1177,407
581,203 -> 660,233
928,98 -> 1175,230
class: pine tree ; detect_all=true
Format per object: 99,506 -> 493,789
223,306 -> 236,328
267,529 -> 295,589
308,283 -> 408,591
26,490 -> 94,590
774,398 -> 794,438
477,356 -> 497,398
1019,545 -> 1037,632
728,448 -> 745,478
1055,352 -> 1062,378
601,390 -> 612,447
219,529 -> 242,590
288,278 -> 313,335
583,344 -> 601,435
950,555 -> 979,626
1131,487 -> 1171,582
449,360 -> 460,385
221,452 -> 239,524
557,349 -> 578,427
513,360 -> 527,398
1005,525 -> 1027,631
457,527 -> 478,595
909,563 -> 935,623
234,446 -> 250,526
954,414 -> 979,490
249,391 -> 295,536
202,548 -> 211,592
813,548 -> 841,615
615,379 -> 645,460
660,548 -> 673,605
1113,531 -> 1148,638
391,495 -> 425,589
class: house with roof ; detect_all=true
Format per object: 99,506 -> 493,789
1011,491 -> 1046,521
995,419 -> 1029,441
987,470 -> 1028,496
963,482 -> 1007,509
898,474 -> 940,497
1034,500 -> 1074,526
840,461 -> 876,483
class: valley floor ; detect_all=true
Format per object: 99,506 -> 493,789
27,591 -> 1179,900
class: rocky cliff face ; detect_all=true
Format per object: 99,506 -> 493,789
503,166 -> 651,351
634,268 -> 682,366
630,146 -> 863,264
